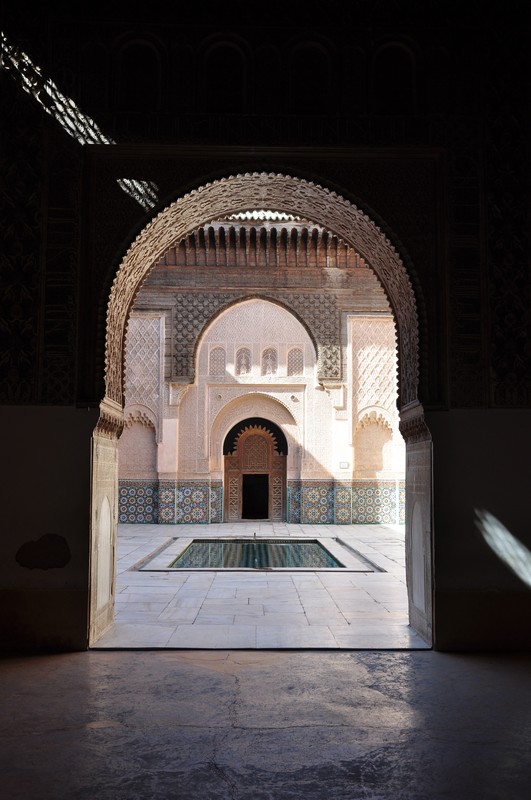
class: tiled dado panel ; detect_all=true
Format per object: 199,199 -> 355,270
287,482 -> 303,523
301,482 -> 336,524
119,479 -> 405,524
158,481 -> 176,524
351,481 -> 405,524
120,480 -> 211,524
119,481 -> 159,523
175,483 -> 210,523
335,483 -> 353,524
287,480 -> 405,524
210,481 -> 223,524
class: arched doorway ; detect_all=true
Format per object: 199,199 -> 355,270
90,173 -> 432,646
223,418 -> 288,521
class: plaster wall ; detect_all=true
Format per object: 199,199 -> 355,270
0,406 -> 98,651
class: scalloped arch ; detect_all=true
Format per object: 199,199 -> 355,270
104,173 -> 419,414
234,424 -> 279,453
355,409 -> 394,431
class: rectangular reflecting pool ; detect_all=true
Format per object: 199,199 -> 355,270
168,539 -> 345,569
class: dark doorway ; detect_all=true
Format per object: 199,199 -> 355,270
242,474 -> 269,518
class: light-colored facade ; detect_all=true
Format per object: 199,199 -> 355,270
118,218 -> 405,524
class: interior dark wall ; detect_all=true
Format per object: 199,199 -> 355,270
427,409 -> 531,650
0,407 -> 99,652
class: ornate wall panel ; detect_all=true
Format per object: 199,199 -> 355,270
287,348 -> 304,376
209,347 -> 226,376
118,481 -> 158,523
170,289 -> 340,382
271,474 -> 283,521
350,316 -> 399,420
123,314 -> 163,439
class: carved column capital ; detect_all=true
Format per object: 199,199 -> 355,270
95,396 -> 124,439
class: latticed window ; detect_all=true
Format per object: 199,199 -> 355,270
209,346 -> 226,376
261,347 -> 278,376
235,347 -> 252,375
287,347 -> 304,375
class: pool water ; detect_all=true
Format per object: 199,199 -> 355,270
169,539 -> 345,569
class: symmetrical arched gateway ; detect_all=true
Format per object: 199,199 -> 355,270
90,173 -> 433,645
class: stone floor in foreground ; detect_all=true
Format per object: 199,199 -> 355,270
4,649 -> 530,799
92,522 -> 430,649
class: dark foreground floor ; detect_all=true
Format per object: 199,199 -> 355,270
1,649 -> 530,799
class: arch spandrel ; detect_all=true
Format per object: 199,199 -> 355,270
105,173 -> 419,410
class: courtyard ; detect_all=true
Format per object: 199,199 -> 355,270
93,522 -> 428,650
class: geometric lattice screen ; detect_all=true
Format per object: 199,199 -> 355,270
124,315 -> 162,413
351,317 -> 398,418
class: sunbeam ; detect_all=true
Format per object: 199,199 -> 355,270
475,508 -> 531,587
1,31 -> 158,211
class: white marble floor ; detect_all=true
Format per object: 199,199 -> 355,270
92,522 -> 430,649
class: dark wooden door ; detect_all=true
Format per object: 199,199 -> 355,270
224,427 -> 285,521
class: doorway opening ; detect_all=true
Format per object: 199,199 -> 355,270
223,417 -> 287,523
90,172 -> 432,648
242,474 -> 269,519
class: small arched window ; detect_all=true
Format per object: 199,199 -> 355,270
287,347 -> 304,376
209,347 -> 226,376
261,348 -> 278,376
235,347 -> 252,375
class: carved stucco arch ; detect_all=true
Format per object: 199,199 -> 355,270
210,392 -> 300,475
101,172 -> 419,433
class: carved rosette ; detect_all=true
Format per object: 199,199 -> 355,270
104,174 -> 419,410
